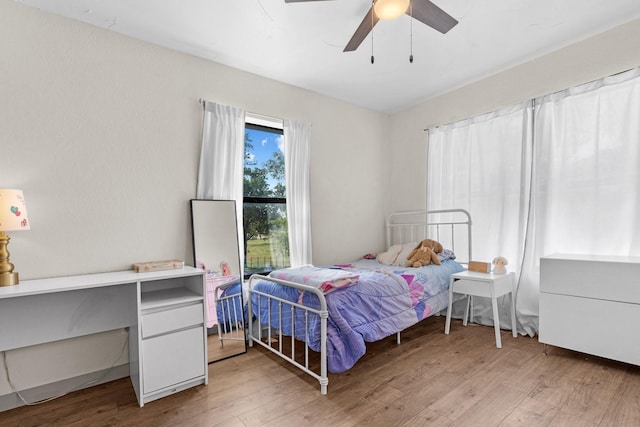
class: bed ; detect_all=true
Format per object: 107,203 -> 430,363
246,209 -> 472,394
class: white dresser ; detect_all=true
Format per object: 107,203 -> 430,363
0,267 -> 208,408
539,253 -> 640,365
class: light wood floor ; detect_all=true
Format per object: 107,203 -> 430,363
4,316 -> 640,426
208,333 -> 247,363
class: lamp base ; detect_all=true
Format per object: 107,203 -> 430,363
0,231 -> 19,286
0,271 -> 19,286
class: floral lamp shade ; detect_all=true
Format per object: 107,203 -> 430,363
0,189 -> 30,232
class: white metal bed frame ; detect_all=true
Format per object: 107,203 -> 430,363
246,209 -> 472,395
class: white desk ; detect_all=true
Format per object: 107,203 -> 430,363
0,267 -> 208,407
444,270 -> 517,348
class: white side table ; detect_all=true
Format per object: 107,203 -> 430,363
444,270 -> 517,348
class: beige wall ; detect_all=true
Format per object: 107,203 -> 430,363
386,18 -> 640,214
1,0 -> 388,280
0,0 -> 386,399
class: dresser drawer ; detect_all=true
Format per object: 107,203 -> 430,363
541,255 -> 640,303
540,293 -> 640,366
142,302 -> 203,338
142,326 -> 206,393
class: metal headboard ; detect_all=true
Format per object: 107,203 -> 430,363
385,209 -> 472,265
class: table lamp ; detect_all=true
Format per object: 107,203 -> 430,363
0,189 -> 30,286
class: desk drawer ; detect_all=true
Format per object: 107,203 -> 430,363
142,302 -> 203,338
142,326 -> 205,393
452,279 -> 492,297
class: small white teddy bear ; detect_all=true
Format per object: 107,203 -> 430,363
492,256 -> 508,274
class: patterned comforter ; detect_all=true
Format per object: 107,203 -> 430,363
250,258 -> 464,373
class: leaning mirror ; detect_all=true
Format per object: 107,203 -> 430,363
190,199 -> 246,363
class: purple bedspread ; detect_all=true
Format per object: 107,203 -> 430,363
251,258 -> 464,373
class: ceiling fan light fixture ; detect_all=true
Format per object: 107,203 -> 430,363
374,0 -> 410,20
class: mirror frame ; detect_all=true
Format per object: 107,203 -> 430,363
190,199 -> 247,363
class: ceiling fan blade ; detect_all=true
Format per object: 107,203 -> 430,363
409,0 -> 458,34
343,6 -> 379,52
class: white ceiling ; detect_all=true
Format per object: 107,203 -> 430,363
16,0 -> 640,112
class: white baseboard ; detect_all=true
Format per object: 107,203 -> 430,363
0,363 -> 129,412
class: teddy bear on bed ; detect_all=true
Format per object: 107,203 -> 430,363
404,239 -> 443,268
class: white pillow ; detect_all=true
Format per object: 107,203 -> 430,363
393,243 -> 419,266
376,245 -> 402,265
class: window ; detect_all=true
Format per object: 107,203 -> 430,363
243,121 -> 289,277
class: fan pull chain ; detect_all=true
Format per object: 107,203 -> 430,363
409,0 -> 414,63
371,32 -> 374,64
371,3 -> 375,64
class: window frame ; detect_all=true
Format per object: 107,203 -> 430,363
242,120 -> 289,278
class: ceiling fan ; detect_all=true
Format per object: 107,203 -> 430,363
285,0 -> 458,52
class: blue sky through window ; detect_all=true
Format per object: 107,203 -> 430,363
245,127 -> 285,191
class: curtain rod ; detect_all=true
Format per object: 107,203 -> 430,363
198,98 -> 283,126
422,65 -> 638,132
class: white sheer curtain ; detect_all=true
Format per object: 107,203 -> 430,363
428,102 -> 533,333
428,67 -> 640,336
519,67 -> 640,332
196,101 -> 246,268
283,119 -> 313,266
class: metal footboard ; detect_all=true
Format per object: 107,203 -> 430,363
247,274 -> 329,395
